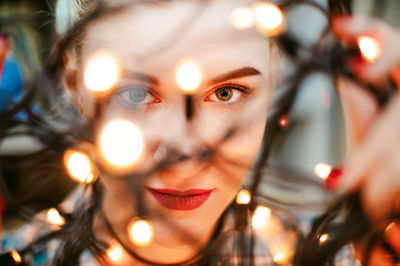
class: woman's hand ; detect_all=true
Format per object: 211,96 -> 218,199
332,15 -> 400,265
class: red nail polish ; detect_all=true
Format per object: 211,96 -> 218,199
325,167 -> 342,190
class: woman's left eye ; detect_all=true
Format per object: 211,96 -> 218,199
205,84 -> 249,104
114,86 -> 160,107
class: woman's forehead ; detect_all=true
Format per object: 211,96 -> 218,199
83,0 -> 270,72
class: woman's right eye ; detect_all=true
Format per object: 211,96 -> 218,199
114,86 -> 161,107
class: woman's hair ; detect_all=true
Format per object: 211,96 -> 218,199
55,0 -> 92,36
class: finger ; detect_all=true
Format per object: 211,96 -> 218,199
368,247 -> 395,266
332,16 -> 400,83
361,160 -> 400,220
331,16 -> 383,45
384,222 -> 400,255
339,94 -> 400,192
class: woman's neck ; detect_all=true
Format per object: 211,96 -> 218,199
93,188 -> 214,265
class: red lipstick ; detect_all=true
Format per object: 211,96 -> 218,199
147,188 -> 213,211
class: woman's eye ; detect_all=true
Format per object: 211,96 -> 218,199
205,84 -> 249,104
114,86 -> 160,106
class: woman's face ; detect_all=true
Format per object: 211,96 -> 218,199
69,0 -> 272,257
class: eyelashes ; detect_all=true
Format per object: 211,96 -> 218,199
204,82 -> 252,105
112,81 -> 252,108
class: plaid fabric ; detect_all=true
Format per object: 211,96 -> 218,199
1,187 -> 359,265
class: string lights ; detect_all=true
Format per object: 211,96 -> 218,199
314,162 -> 333,180
127,218 -> 154,247
10,251 -> 22,264
231,7 -> 254,30
252,2 -> 284,36
0,0 -> 398,265
235,189 -> 252,205
63,149 -> 95,183
357,35 -> 381,62
84,50 -> 120,94
106,245 -> 125,263
99,120 -> 144,169
251,205 -> 271,231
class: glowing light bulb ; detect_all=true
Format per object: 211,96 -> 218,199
106,245 -> 124,263
236,189 -> 252,205
10,250 -> 22,263
99,120 -> 144,168
279,116 -> 288,127
128,219 -> 154,246
273,253 -> 285,263
314,162 -> 333,180
47,208 -> 65,226
64,150 -> 94,183
176,60 -> 202,93
253,2 -> 284,36
319,233 -> 329,245
231,7 -> 254,30
252,205 -> 271,230
84,50 -> 120,93
357,36 -> 381,62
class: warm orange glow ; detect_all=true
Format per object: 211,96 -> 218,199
319,233 -> 329,245
176,60 -> 202,93
10,250 -> 22,263
253,2 -> 284,36
231,7 -> 254,30
273,253 -> 285,263
99,120 -> 144,168
279,116 -> 288,127
314,162 -> 333,180
357,36 -> 381,62
106,245 -> 124,263
128,219 -> 154,246
47,208 -> 65,226
236,189 -> 252,205
84,50 -> 120,93
252,205 -> 271,230
63,150 -> 94,183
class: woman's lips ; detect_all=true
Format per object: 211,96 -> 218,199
146,188 -> 213,211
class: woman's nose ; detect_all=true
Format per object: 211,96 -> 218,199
153,105 -> 208,179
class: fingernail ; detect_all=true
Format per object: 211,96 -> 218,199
325,167 -> 342,191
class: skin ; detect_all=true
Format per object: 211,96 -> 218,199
332,16 -> 400,265
64,0 -> 272,264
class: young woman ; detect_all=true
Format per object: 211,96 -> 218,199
1,0 -> 400,265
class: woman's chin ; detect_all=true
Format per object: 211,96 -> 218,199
152,218 -> 213,249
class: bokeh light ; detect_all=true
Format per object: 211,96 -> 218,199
47,208 -> 65,226
63,150 -> 94,183
10,250 -> 22,263
279,115 -> 288,127
253,2 -> 284,36
357,36 -> 381,62
99,120 -> 144,168
236,189 -> 252,205
319,233 -> 329,245
106,245 -> 124,263
84,50 -> 120,93
252,205 -> 271,230
231,7 -> 254,30
176,60 -> 202,93
273,253 -> 285,263
314,162 -> 332,180
128,219 -> 154,246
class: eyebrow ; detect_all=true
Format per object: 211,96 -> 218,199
122,69 -> 160,86
121,66 -> 261,87
208,67 -> 261,85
